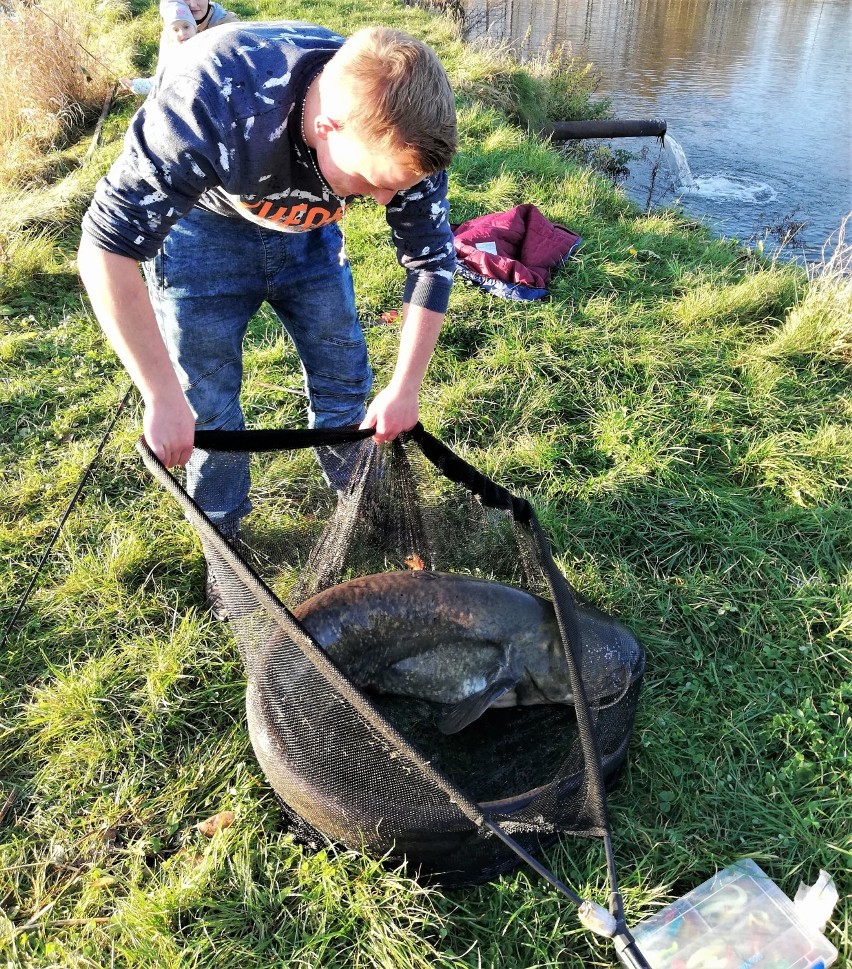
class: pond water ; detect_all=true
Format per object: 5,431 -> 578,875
463,0 -> 852,262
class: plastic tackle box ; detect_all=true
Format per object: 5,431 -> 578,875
631,858 -> 838,969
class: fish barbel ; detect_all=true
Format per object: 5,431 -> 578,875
292,570 -> 644,734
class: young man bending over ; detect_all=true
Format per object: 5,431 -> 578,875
78,24 -> 457,612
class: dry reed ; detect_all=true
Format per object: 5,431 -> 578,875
757,214 -> 852,363
0,0 -> 123,186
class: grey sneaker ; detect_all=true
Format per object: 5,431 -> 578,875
204,567 -> 231,621
202,526 -> 241,621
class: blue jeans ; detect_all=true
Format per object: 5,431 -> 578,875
143,206 -> 373,530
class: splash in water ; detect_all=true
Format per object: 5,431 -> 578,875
664,135 -> 776,203
664,136 -> 696,190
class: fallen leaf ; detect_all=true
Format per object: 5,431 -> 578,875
380,309 -> 400,324
196,811 -> 235,837
174,847 -> 206,867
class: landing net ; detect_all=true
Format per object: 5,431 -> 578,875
138,425 -> 644,886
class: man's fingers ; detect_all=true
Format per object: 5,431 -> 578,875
174,444 -> 194,468
359,395 -> 418,444
363,414 -> 392,444
145,436 -> 193,468
164,443 -> 194,468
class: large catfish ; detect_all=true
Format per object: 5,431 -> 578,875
292,570 -> 644,734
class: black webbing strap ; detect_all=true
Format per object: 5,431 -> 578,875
408,424 -> 533,524
194,426 -> 374,452
190,422 -> 611,834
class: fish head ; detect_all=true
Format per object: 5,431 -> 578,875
531,638 -> 576,703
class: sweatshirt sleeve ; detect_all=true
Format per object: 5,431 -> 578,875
81,73 -> 234,261
384,170 -> 456,315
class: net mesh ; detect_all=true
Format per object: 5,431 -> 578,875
138,425 -> 644,885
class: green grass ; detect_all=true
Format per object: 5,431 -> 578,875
1,0 -> 851,966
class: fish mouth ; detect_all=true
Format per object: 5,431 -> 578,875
530,633 -> 645,709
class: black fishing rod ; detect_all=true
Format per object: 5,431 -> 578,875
1,384 -> 133,652
481,820 -> 651,968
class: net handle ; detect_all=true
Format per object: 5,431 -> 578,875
135,433 -> 490,832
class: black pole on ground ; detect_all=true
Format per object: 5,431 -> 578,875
0,384 -> 133,651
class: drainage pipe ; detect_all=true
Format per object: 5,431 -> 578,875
541,118 -> 667,141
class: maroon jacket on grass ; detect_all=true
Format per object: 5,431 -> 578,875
453,203 -> 581,300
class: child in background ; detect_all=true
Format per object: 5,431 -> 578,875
121,0 -> 238,96
160,0 -> 198,43
181,0 -> 238,33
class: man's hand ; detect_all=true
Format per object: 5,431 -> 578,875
144,390 -> 196,467
360,381 -> 419,443
359,303 -> 445,443
77,240 -> 196,467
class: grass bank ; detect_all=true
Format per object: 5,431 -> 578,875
1,0 -> 850,966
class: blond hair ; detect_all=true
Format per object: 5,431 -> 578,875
321,26 -> 457,176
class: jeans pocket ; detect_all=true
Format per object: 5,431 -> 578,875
142,251 -> 166,294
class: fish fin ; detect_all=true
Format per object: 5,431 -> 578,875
437,672 -> 520,735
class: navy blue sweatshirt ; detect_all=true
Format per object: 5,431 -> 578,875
82,22 -> 455,313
